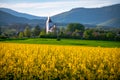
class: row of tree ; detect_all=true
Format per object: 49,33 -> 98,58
0,23 -> 120,41
19,25 -> 41,38
41,23 -> 120,41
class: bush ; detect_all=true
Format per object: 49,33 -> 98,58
0,35 -> 9,40
56,38 -> 61,41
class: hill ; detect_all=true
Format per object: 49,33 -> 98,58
97,18 -> 120,28
52,4 -> 120,27
0,10 -> 45,26
0,8 -> 46,20
0,4 -> 120,28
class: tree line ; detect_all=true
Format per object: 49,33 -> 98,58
0,23 -> 120,41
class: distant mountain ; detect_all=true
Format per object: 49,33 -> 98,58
52,4 -> 120,27
0,10 -> 45,26
0,4 -> 120,28
97,18 -> 120,28
0,8 -> 46,20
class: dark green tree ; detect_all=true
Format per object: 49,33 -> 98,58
72,30 -> 83,38
39,30 -> 46,38
83,29 -> 93,39
24,26 -> 31,38
67,23 -> 85,33
106,32 -> 115,40
0,27 -> 1,35
19,32 -> 24,38
33,25 -> 41,37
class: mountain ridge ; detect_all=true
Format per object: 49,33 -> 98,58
0,4 -> 120,28
0,8 -> 46,20
52,4 -> 120,27
0,10 -> 45,26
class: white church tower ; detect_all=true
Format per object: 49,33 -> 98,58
46,16 -> 54,34
46,16 -> 49,34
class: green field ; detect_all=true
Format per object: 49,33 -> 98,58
0,38 -> 120,47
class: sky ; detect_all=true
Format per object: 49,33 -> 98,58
0,0 -> 120,17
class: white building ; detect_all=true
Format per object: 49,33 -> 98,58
46,16 -> 56,34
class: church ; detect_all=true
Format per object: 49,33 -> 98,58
46,16 -> 56,34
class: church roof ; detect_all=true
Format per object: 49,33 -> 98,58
47,16 -> 52,22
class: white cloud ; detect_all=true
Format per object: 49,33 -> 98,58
0,1 -> 114,8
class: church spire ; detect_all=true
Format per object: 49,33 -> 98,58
46,16 -> 55,34
46,16 -> 49,34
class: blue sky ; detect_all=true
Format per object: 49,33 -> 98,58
0,0 -> 120,17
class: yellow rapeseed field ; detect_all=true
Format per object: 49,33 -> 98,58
0,42 -> 120,80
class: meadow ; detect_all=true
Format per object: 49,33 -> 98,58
0,42 -> 120,80
1,38 -> 120,47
